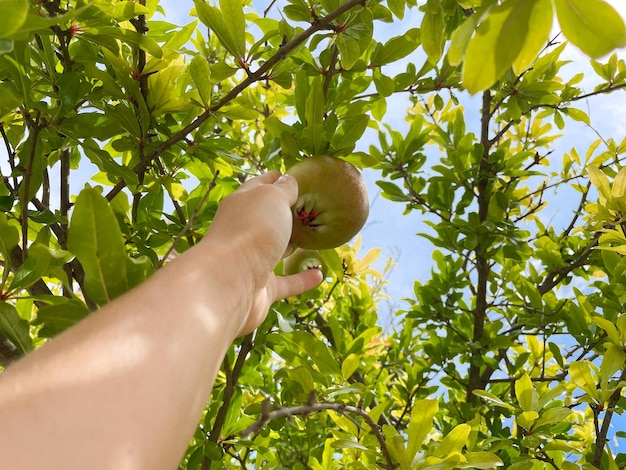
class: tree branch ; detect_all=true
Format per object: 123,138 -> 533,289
240,399 -> 395,469
203,333 -> 255,470
466,90 -> 493,402
593,366 -> 626,467
537,232 -> 601,295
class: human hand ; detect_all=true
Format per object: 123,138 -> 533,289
205,171 -> 323,335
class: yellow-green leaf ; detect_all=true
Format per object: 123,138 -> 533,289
612,166 -> 626,198
433,423 -> 471,457
512,0 -> 553,74
109,1 -> 151,21
407,399 -> 438,458
448,14 -> 479,66
341,353 -> 360,379
463,0 -> 535,93
515,373 -> 538,412
587,165 -> 611,200
383,424 -> 410,469
220,0 -> 246,59
0,0 -> 28,39
516,410 -> 539,430
463,452 -> 504,469
600,343 -> 626,384
593,315 -> 621,344
555,0 -> 626,58
569,361 -> 600,402
194,0 -> 239,59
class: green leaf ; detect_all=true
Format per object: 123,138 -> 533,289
421,0 -> 444,63
203,441 -> 224,461
125,255 -> 153,290
371,28 -> 420,66
85,26 -> 163,59
332,114 -> 370,153
194,0 -> 241,59
280,331 -> 342,377
548,342 -> 565,368
68,186 -> 130,306
330,439 -> 369,451
0,213 -> 19,268
473,389 -> 517,410
373,69 -> 395,97
0,85 -> 20,117
33,299 -> 90,338
554,0 -> 626,58
83,140 -> 140,186
189,54 -> 213,108
0,0 -> 28,39
377,181 -> 409,202
220,0 -> 246,59
387,0 -> 405,19
302,77 -> 326,154
336,34 -> 360,70
328,410 -> 359,435
305,77 -> 324,128
516,410 -> 539,430
283,4 -> 311,22
56,71 -> 82,116
9,244 -> 53,292
0,301 -> 33,354
463,0 -> 537,94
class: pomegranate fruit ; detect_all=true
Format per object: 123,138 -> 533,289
287,155 -> 369,250
282,248 -> 328,277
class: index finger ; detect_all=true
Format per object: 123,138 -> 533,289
239,171 -> 281,190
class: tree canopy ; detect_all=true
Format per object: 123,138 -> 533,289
1,0 -> 626,468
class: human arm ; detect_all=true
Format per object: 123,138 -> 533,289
0,171 -> 322,470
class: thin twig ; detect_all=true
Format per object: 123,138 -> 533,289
159,171 -> 220,268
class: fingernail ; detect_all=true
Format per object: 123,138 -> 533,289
276,174 -> 294,184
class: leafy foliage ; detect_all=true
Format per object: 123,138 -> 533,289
1,0 -> 626,468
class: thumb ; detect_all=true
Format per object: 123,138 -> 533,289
275,268 -> 323,301
273,173 -> 298,205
